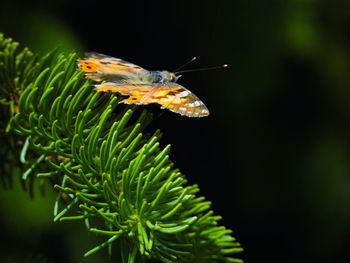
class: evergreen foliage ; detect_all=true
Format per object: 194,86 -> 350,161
0,34 -> 243,263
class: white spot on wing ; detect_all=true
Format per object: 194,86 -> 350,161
178,90 -> 190,97
188,101 -> 203,107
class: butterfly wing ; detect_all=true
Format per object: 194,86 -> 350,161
145,83 -> 209,117
95,82 -> 151,103
97,82 -> 209,117
78,52 -> 150,84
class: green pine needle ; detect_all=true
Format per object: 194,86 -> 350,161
0,33 -> 243,263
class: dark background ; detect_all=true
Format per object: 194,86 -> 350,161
1,0 -> 350,262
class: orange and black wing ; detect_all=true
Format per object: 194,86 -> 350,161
145,83 -> 209,117
95,81 -> 209,117
95,82 -> 151,103
78,52 -> 149,84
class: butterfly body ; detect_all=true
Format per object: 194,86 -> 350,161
78,53 -> 209,117
149,70 -> 178,83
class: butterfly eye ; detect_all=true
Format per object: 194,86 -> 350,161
169,73 -> 177,82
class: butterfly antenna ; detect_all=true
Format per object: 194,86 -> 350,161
173,57 -> 197,72
176,64 -> 228,74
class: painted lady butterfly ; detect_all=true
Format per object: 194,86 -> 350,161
78,53 -> 216,117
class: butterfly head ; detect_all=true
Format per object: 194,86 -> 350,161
167,72 -> 182,82
153,71 -> 181,83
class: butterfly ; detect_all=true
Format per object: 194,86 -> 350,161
78,52 -> 213,117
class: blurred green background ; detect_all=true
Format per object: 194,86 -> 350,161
1,0 -> 350,262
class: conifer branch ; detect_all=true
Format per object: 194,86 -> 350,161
0,33 -> 243,262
